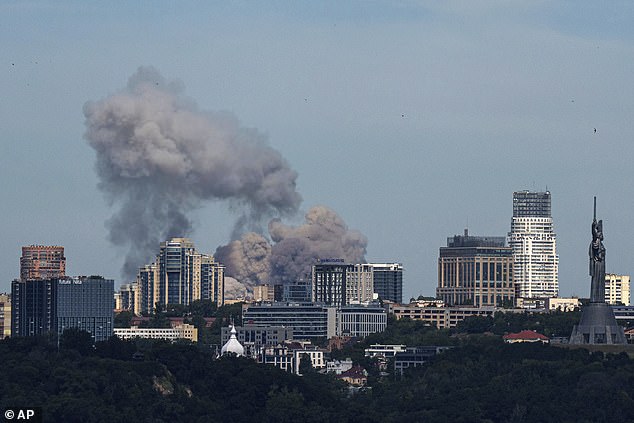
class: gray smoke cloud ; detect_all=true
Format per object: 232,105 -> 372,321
84,66 -> 302,279
223,277 -> 248,301
216,205 -> 368,292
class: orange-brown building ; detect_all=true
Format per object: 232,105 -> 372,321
20,245 -> 66,280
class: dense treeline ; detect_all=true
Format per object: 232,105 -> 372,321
1,310 -> 633,422
0,335 -> 346,422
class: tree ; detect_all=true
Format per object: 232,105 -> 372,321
59,328 -> 94,355
114,310 -> 133,328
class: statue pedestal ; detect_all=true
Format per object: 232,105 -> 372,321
569,303 -> 627,345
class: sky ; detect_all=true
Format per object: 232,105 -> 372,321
2,1 -> 634,301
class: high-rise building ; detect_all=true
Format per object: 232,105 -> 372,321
508,191 -> 559,299
115,283 -> 138,312
312,262 -> 374,307
56,276 -> 114,342
370,263 -> 403,304
605,274 -> 630,306
437,229 -> 514,307
11,278 -> 57,337
137,238 -> 224,314
20,245 -> 66,281
138,263 -> 159,315
11,276 -> 113,341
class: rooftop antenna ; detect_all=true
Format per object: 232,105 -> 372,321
593,196 -> 597,221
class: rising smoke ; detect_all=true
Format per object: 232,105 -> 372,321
215,205 -> 368,291
85,67 -> 367,293
84,66 -> 302,278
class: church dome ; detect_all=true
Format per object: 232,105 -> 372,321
221,325 -> 244,356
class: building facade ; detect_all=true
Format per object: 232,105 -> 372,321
115,283 -> 138,312
242,302 -> 386,339
370,263 -> 403,304
220,325 -> 294,346
137,238 -> 225,314
0,294 -> 11,339
437,229 -> 514,307
312,262 -> 374,307
12,276 -> 113,342
337,304 -> 387,337
390,304 -> 496,329
11,278 -> 57,337
20,245 -> 66,281
114,323 -> 197,342
242,302 -> 337,339
282,280 -> 312,302
508,191 -> 559,299
605,274 -> 630,306
56,276 -> 114,342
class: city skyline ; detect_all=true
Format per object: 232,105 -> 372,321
2,2 -> 634,301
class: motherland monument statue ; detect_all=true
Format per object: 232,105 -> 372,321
569,197 -> 626,344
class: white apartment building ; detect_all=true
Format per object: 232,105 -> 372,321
508,191 -> 559,299
605,274 -> 631,306
114,323 -> 198,342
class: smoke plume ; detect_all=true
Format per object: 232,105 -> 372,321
216,205 -> 368,292
84,67 -> 301,278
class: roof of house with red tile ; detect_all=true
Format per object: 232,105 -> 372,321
337,365 -> 367,379
503,330 -> 549,340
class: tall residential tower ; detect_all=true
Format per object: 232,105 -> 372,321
136,238 -> 225,314
508,191 -> 559,299
20,245 -> 66,280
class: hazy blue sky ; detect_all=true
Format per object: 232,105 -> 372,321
2,1 -> 634,301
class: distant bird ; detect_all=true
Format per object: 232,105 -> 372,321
401,114 -> 405,118
594,128 -> 597,134
304,98 -> 308,102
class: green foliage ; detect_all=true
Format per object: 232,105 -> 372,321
454,310 -> 582,338
2,309 -> 632,422
59,328 -> 95,356
114,310 -> 133,328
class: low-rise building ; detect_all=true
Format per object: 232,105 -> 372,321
337,304 -> 387,337
545,297 -> 580,312
325,358 -> 354,375
337,366 -> 368,386
220,325 -> 293,347
390,304 -> 496,329
114,323 -> 198,342
394,346 -> 451,375
364,344 -> 407,358
261,341 -> 326,375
